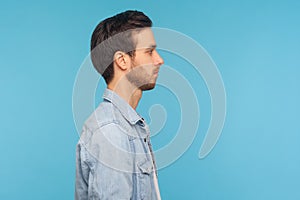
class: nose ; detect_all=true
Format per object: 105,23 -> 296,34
154,50 -> 164,66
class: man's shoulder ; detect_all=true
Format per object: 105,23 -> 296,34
78,101 -> 116,144
78,100 -> 134,146
84,101 -> 117,132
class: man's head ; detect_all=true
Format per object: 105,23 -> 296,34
90,10 -> 164,91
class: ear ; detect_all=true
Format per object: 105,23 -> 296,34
113,51 -> 128,71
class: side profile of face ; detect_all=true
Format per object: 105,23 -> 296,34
126,28 -> 164,91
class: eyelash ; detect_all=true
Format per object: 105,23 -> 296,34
148,50 -> 154,55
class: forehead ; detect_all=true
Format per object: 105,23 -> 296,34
134,28 -> 156,49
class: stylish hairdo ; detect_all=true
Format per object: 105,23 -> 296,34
90,10 -> 152,84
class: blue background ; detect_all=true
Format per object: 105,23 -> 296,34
1,0 -> 300,199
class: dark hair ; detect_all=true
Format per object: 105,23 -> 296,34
90,10 -> 152,84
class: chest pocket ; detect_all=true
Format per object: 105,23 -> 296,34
136,159 -> 154,199
138,159 -> 153,174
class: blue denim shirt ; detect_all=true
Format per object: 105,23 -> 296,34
75,89 -> 160,200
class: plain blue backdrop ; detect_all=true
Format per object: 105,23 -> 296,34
1,0 -> 300,199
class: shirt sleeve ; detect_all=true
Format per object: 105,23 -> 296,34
75,143 -> 90,200
75,125 -> 135,200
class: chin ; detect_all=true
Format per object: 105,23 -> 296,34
140,83 -> 156,91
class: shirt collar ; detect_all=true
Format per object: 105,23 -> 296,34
102,89 -> 142,125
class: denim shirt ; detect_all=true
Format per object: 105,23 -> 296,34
75,89 -> 160,200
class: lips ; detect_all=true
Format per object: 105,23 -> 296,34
153,69 -> 159,74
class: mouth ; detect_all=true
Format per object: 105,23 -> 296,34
153,69 -> 159,75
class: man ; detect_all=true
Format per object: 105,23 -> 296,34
75,10 -> 164,200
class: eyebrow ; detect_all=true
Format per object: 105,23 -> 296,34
145,44 -> 157,50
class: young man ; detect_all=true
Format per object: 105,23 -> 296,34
75,10 -> 164,200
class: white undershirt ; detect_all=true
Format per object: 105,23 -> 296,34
153,169 -> 161,200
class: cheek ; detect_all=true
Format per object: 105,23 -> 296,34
138,53 -> 154,64
132,53 -> 154,69
136,66 -> 152,77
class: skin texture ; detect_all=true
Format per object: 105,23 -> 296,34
108,28 -> 164,109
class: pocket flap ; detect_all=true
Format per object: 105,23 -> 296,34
137,159 -> 153,174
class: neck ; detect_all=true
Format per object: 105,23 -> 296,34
107,80 -> 142,110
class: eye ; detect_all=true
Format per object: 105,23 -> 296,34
145,48 -> 154,55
